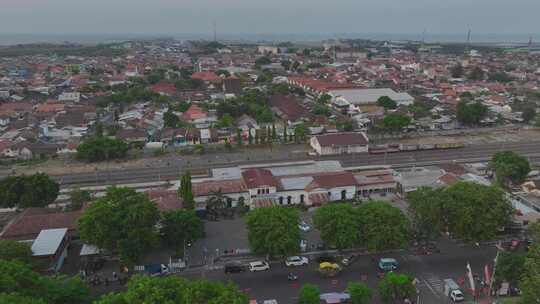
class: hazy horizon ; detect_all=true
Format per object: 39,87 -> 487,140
1,0 -> 539,45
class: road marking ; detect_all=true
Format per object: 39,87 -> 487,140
422,279 -> 440,297
422,273 -> 444,297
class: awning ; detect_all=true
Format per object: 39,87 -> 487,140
309,193 -> 329,206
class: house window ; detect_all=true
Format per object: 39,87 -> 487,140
287,196 -> 292,204
341,190 -> 347,200
257,189 -> 261,195
300,194 -> 305,204
279,197 -> 284,205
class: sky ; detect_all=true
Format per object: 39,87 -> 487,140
1,0 -> 539,39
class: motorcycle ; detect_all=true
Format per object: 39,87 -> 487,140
287,273 -> 298,281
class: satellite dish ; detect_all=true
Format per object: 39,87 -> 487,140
250,128 -> 256,136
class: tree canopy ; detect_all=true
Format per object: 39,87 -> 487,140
95,275 -> 248,304
457,101 -> 487,126
490,151 -> 531,186
0,240 -> 32,265
347,282 -> 372,304
377,96 -> 397,109
245,206 -> 301,257
408,182 -> 513,242
379,113 -> 411,132
314,203 -> 361,250
356,201 -> 410,251
161,209 -> 204,256
407,187 -> 447,241
76,137 -> 129,162
519,244 -> 540,304
78,187 -> 161,265
495,252 -> 526,286
378,272 -> 416,304
299,284 -> 320,304
178,171 -> 194,210
0,173 -> 59,209
0,260 -> 90,304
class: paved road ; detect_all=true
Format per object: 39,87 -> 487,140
182,239 -> 497,304
46,141 -> 540,187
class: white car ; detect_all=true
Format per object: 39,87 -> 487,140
249,261 -> 270,272
285,256 -> 309,267
298,221 -> 311,232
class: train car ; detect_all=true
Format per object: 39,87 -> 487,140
399,144 -> 419,151
419,144 -> 436,150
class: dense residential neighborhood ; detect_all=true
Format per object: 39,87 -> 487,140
0,37 -> 540,304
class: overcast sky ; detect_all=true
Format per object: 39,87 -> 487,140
1,0 -> 538,37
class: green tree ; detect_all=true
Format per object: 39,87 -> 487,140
380,113 -> 411,132
488,71 -> 513,83
161,210 -> 204,256
378,272 -> 416,304
216,69 -> 230,77
282,125 -> 288,142
245,206 -> 300,257
78,187 -> 160,265
271,124 -> 277,140
443,182 -> 512,242
294,123 -> 306,142
457,101 -> 487,126
255,56 -> 272,67
178,171 -> 195,209
312,104 -> 331,117
318,93 -> 332,104
468,66 -> 485,80
519,244 -> 540,304
0,173 -> 59,209
356,201 -> 410,251
299,284 -> 320,304
0,240 -> 32,264
248,128 -> 254,145
0,293 -> 47,304
76,137 -> 129,162
236,128 -> 243,146
95,275 -> 248,304
528,221 -> 540,244
217,113 -> 234,128
0,260 -> 90,304
450,64 -> 464,78
347,282 -> 372,304
407,187 -> 445,241
495,252 -> 526,286
490,151 -> 531,186
69,188 -> 92,211
163,110 -> 180,128
377,96 -> 397,110
313,203 -> 361,250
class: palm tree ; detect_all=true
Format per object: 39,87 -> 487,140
206,189 -> 229,220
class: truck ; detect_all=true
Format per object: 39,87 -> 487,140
443,279 -> 465,302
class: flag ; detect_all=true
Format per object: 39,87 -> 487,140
484,264 -> 491,286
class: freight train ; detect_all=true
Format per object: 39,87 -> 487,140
368,142 -> 465,154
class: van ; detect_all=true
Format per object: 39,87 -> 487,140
378,258 -> 398,271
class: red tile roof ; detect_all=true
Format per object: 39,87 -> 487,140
150,82 -> 177,95
315,132 -> 369,147
0,208 -> 82,241
183,104 -> 208,121
193,179 -> 247,197
268,94 -> 307,122
242,168 -> 278,189
191,71 -> 221,83
147,190 -> 183,211
308,172 -> 357,189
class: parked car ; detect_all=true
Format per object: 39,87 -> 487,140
224,263 -> 245,274
378,258 -> 399,271
341,254 -> 358,266
285,256 -> 309,267
249,261 -> 270,272
299,221 -> 311,232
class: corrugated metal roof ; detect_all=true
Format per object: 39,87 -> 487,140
280,176 -> 313,190
31,228 -> 67,256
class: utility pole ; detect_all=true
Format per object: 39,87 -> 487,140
466,28 -> 472,55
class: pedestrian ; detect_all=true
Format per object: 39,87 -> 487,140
112,271 -> 118,281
